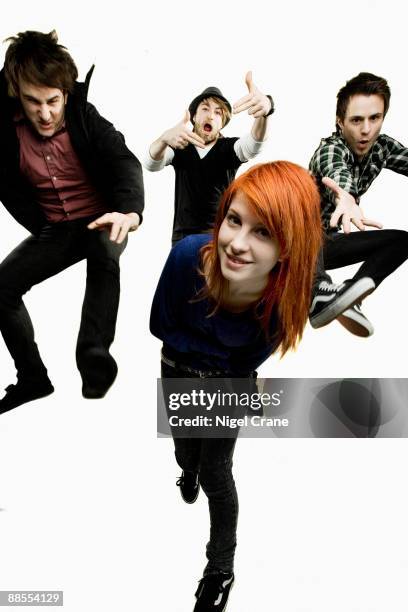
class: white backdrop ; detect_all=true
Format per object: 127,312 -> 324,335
1,1 -> 407,611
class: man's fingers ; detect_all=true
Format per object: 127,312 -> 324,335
181,109 -> 190,125
109,222 -> 121,242
329,209 -> 341,228
233,99 -> 255,114
245,70 -> 254,93
116,224 -> 130,244
330,208 -> 353,233
87,212 -> 137,243
342,216 -> 352,234
232,93 -> 252,111
171,129 -> 205,149
252,109 -> 268,118
351,218 -> 366,231
87,213 -> 112,229
186,132 -> 206,148
322,176 -> 341,195
110,221 -> 126,242
248,103 -> 265,117
361,218 -> 383,229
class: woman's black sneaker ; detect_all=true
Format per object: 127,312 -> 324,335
193,572 -> 234,612
176,470 -> 200,504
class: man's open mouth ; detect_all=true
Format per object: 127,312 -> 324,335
203,123 -> 212,132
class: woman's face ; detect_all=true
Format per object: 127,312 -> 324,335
217,193 -> 281,292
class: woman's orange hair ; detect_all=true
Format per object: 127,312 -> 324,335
200,161 -> 323,356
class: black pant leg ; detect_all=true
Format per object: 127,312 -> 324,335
160,360 -> 202,470
76,230 -> 127,368
313,248 -> 333,292
324,229 -> 408,287
199,436 -> 238,575
0,225 -> 84,382
160,360 -> 239,574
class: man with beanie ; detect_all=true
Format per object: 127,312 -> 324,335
0,30 -> 144,413
144,71 -> 274,244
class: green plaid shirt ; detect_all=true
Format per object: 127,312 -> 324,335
309,132 -> 408,231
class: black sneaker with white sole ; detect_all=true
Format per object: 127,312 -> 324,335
176,470 -> 200,504
337,304 -> 374,337
193,572 -> 234,612
310,277 -> 375,328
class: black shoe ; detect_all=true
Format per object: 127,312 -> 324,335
80,348 -> 118,399
337,304 -> 374,337
0,379 -> 54,415
193,572 -> 234,612
310,277 -> 375,328
176,470 -> 200,504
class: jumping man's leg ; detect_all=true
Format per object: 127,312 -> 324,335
76,229 -> 127,398
310,230 -> 408,334
0,224 -> 85,414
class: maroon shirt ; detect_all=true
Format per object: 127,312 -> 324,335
15,117 -> 108,222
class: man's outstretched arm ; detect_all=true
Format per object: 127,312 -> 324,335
310,141 -> 382,232
323,177 -> 383,234
233,71 -> 273,143
145,110 -> 205,171
232,71 -> 273,162
88,211 -> 140,244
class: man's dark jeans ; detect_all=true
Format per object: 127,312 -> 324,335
161,358 -> 249,575
315,228 -> 408,288
0,217 -> 126,383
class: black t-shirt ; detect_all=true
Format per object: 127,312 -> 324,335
171,136 -> 242,243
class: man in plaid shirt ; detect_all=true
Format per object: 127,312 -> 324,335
309,72 -> 408,337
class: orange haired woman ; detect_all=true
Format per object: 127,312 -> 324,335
150,161 -> 322,612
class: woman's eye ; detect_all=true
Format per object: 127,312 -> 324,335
256,227 -> 270,238
227,214 -> 240,225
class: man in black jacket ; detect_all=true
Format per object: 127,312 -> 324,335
0,30 -> 144,413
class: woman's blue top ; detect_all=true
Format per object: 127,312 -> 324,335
150,235 -> 279,374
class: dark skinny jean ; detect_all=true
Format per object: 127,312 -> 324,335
161,356 -> 253,575
316,228 -> 408,288
0,217 -> 126,384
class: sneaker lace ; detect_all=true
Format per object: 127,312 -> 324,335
176,471 -> 197,487
319,280 -> 344,293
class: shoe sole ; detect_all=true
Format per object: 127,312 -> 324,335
337,308 -> 374,338
310,277 -> 375,328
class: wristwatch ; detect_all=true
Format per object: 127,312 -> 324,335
265,94 -> 275,117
